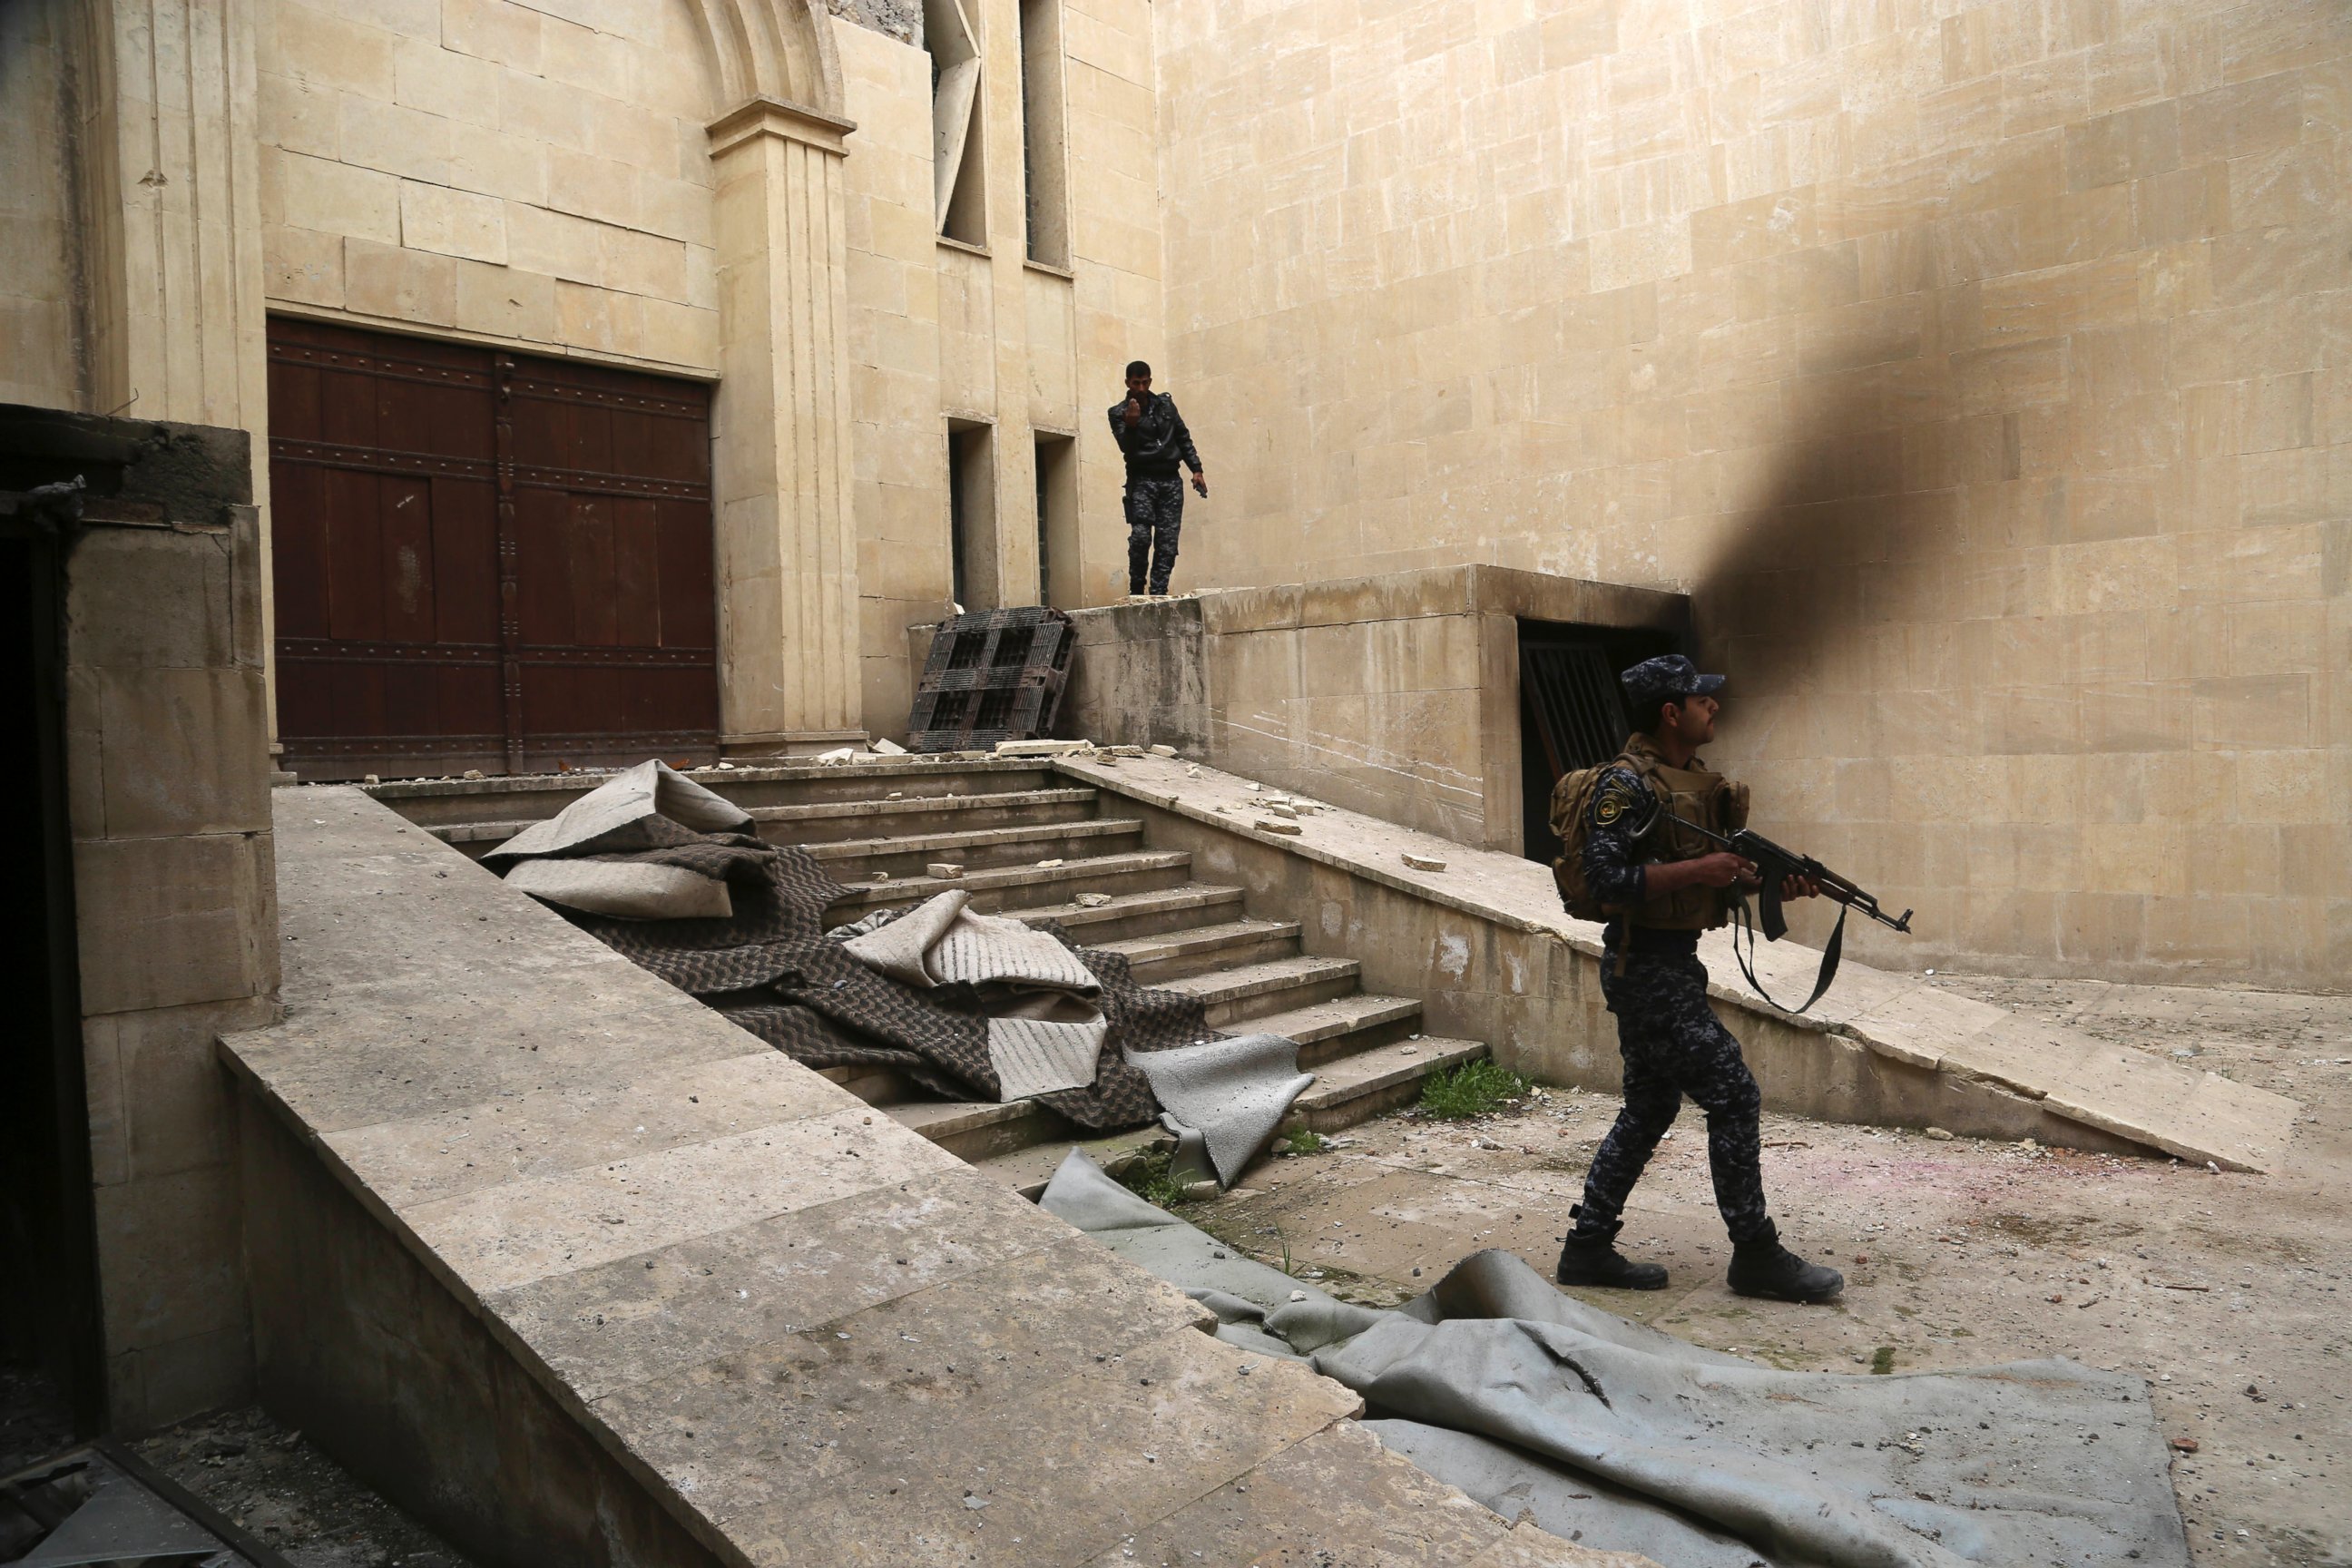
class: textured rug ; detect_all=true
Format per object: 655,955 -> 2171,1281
1040,1152 -> 2190,1568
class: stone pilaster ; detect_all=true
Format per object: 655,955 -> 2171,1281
77,0 -> 279,750
708,96 -> 865,751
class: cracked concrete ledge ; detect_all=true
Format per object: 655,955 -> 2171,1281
1053,754 -> 2299,1174
218,786 -> 1637,1568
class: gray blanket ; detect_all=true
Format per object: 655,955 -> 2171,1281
1039,1152 -> 2190,1568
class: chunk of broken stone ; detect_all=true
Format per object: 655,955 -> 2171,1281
1256,820 -> 1302,836
1036,857 -> 1065,868
927,863 -> 965,879
1269,803 -> 1298,818
1150,744 -> 1178,757
870,736 -> 908,755
995,739 -> 1091,757
1925,1126 -> 1955,1141
814,747 -> 856,763
1401,852 -> 1446,871
1073,892 -> 1113,907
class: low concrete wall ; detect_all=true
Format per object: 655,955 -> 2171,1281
920,565 -> 1689,852
1102,788 -> 2145,1157
239,1096 -> 723,1568
1054,753 -> 2298,1170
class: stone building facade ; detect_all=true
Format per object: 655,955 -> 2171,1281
5,0 -> 2343,976
1152,0 -> 2350,991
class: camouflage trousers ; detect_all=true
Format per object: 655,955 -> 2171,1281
1573,950 -> 1772,1244
1123,475 -> 1185,593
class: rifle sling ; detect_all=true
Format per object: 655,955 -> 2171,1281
1728,897 -> 1847,1014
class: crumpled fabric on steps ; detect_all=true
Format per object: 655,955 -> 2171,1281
1123,1033 -> 1314,1187
1038,1152 -> 2190,1568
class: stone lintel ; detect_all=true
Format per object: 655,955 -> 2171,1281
706,93 -> 856,158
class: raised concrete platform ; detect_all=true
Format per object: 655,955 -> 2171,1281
220,786 -> 1630,1568
1052,754 -> 2301,1174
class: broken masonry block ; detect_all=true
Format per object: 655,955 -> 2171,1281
927,863 -> 965,879
1073,892 -> 1113,907
1401,852 -> 1447,871
871,737 -> 908,755
1256,820 -> 1303,836
1150,744 -> 1178,757
995,738 -> 1091,757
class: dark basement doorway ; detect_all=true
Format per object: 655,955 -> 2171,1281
1517,618 -> 1679,865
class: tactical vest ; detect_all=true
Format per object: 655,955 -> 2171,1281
1623,750 -> 1750,932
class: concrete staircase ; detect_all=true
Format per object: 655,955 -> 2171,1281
394,758 -> 1486,1192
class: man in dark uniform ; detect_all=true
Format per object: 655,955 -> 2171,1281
1556,654 -> 1845,1303
1107,360 -> 1206,596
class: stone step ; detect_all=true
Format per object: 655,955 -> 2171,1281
1244,993 -> 1426,1067
1156,954 -> 1365,1030
943,1037 -> 1485,1189
824,849 -> 1195,916
806,817 -> 1145,877
1008,882 -> 1248,945
971,1125 -> 1179,1201
368,758 -> 1057,828
1093,918 -> 1303,984
743,787 -> 1101,844
1281,1036 -> 1489,1135
883,1095 -> 1077,1165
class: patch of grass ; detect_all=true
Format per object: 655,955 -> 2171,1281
1869,1345 -> 1896,1375
1277,1128 -> 1328,1157
1113,1146 -> 1195,1210
1417,1059 -> 1534,1121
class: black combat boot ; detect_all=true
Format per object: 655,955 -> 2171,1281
1555,1213 -> 1669,1291
1726,1220 -> 1844,1302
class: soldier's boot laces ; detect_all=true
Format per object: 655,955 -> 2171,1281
1726,1220 -> 1844,1303
1554,1211 -> 1668,1291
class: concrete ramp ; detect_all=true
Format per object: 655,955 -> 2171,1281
1052,754 -> 2299,1174
221,787 -> 1631,1568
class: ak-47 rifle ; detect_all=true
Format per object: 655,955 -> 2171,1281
1678,820 -> 1913,1014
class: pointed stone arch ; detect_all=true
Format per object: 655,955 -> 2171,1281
690,0 -> 847,121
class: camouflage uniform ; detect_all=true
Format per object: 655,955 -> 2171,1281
1122,476 -> 1186,595
1108,389 -> 1201,594
1573,758 -> 1773,1244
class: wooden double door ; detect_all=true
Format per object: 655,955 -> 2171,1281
268,318 -> 719,780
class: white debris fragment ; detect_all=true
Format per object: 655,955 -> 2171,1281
870,736 -> 907,755
1036,857 -> 1065,868
1402,852 -> 1446,871
1150,744 -> 1178,757
1185,765 -> 1201,777
995,739 -> 1091,757
927,863 -> 965,879
1289,1290 -> 1308,1302
1925,1126 -> 1955,1140
1256,820 -> 1302,836
815,747 -> 856,763
1073,892 -> 1113,907
1244,781 -> 1261,792
463,769 -> 485,780
1269,803 -> 1298,818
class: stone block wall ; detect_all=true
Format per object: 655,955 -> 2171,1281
1152,0 -> 2352,988
258,0 -> 724,371
842,0 -> 1171,735
55,420 -> 280,1431
1045,564 -> 1688,847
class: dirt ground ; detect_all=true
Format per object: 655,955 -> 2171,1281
1184,973 -> 2352,1568
0,1360 -> 474,1568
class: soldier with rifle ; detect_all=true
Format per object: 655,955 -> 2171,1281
1550,655 -> 1909,1303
